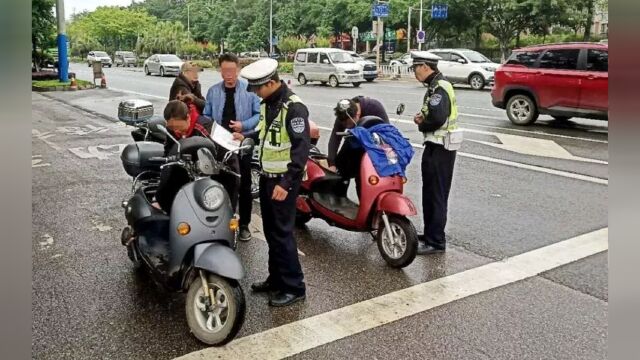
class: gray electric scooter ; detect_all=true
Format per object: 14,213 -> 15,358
119,116 -> 254,346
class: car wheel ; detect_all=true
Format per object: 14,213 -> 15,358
469,74 -> 485,90
159,66 -> 165,77
88,62 -> 91,67
144,65 -> 150,75
352,82 -> 361,88
366,78 -> 374,83
506,94 -> 539,125
329,75 -> 339,88
297,73 -> 307,85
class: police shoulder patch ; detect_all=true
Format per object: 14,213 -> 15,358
429,93 -> 443,106
290,117 -> 306,134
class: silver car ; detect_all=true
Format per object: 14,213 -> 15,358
87,51 -> 113,67
143,54 -> 183,77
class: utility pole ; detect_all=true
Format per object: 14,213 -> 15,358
407,7 -> 411,53
269,0 -> 273,56
419,0 -> 423,50
187,3 -> 190,34
55,0 -> 68,82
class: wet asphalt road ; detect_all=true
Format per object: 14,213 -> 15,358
31,64 -> 608,359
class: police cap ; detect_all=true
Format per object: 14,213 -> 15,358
410,51 -> 442,69
240,58 -> 279,91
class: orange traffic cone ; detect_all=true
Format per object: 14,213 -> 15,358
100,75 -> 107,88
69,76 -> 78,90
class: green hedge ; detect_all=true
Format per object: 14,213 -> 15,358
278,62 -> 293,74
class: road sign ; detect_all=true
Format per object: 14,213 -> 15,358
352,26 -> 359,39
417,30 -> 426,43
372,3 -> 390,17
431,4 -> 448,20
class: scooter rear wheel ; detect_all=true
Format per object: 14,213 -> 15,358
376,215 -> 418,268
186,273 -> 246,345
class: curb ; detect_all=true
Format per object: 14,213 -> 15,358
32,83 -> 97,92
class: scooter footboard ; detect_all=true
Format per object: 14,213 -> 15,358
193,243 -> 245,280
376,192 -> 418,216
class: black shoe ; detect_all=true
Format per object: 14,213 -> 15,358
417,241 -> 445,255
251,280 -> 274,293
269,292 -> 306,307
238,226 -> 252,242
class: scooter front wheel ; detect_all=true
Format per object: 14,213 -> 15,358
376,215 -> 418,268
185,272 -> 246,345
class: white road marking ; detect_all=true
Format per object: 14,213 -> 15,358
32,129 -> 62,151
464,131 -> 608,165
39,234 -> 54,249
460,122 -> 608,144
32,155 -> 51,168
69,144 -> 128,160
316,125 -> 608,185
108,87 -> 166,99
175,227 -> 608,360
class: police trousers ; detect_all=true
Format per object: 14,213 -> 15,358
421,142 -> 456,248
259,175 -> 306,295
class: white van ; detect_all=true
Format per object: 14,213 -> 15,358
294,48 -> 364,87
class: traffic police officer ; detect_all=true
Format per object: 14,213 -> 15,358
410,51 -> 460,255
239,58 -> 310,307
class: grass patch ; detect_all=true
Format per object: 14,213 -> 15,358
32,79 -> 93,90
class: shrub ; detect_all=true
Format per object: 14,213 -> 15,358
32,71 -> 77,81
278,62 -> 293,74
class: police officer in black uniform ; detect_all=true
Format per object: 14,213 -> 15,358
239,58 -> 310,307
410,51 -> 459,255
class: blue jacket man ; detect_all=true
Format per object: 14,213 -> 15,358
203,53 -> 261,241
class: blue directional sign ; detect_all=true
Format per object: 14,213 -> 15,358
431,4 -> 448,20
372,3 -> 390,18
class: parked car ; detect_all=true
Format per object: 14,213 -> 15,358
114,51 -> 137,67
491,42 -> 608,125
294,48 -> 364,88
87,51 -> 112,67
389,53 -> 413,67
347,51 -> 377,82
427,49 -> 497,90
240,51 -> 268,59
143,54 -> 183,77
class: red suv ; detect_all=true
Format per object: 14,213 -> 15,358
491,42 -> 608,125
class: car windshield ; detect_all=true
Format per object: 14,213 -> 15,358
95,51 -> 108,57
350,54 -> 364,61
460,50 -> 491,63
158,55 -> 181,62
122,52 -> 135,58
329,52 -> 355,63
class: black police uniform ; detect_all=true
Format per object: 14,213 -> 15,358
418,71 -> 456,251
252,81 -> 310,299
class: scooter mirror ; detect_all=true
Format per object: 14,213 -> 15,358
196,148 -> 217,175
148,117 -> 168,133
396,103 -> 406,115
338,99 -> 351,112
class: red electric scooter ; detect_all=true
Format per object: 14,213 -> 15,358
295,102 -> 418,268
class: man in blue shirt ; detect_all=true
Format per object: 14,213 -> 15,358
203,53 -> 261,242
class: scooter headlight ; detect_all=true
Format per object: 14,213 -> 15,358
202,186 -> 225,210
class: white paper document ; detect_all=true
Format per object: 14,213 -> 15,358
210,122 -> 240,151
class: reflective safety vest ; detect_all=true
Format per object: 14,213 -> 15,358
258,94 -> 303,174
422,79 -> 459,145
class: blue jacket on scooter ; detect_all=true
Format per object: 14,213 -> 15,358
350,124 -> 414,177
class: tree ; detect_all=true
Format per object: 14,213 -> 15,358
485,0 -> 532,61
32,0 -> 56,70
278,36 -> 307,58
67,6 -> 156,56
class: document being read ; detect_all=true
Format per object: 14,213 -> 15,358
210,122 -> 240,151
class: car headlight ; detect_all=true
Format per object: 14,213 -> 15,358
202,186 -> 225,210
482,66 -> 495,72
